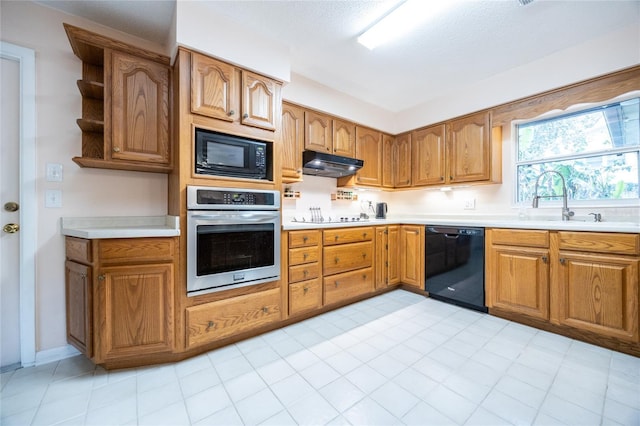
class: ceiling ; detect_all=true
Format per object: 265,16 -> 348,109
35,0 -> 640,113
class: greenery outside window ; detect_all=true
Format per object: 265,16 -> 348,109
516,97 -> 640,205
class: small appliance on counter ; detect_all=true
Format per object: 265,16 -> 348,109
375,202 -> 388,219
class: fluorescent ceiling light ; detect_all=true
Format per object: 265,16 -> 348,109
358,0 -> 453,50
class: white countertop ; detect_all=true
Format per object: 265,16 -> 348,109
61,216 -> 180,239
282,215 -> 640,233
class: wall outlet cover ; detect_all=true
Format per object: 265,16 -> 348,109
46,163 -> 63,182
45,189 -> 62,208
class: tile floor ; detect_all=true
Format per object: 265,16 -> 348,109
1,289 -> 639,426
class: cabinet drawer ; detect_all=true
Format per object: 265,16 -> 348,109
289,278 -> 322,316
324,267 -> 373,306
289,262 -> 320,283
490,229 -> 549,248
289,246 -> 320,266
186,288 -> 281,349
558,232 -> 640,255
66,237 -> 92,264
99,238 -> 176,264
323,227 -> 374,246
289,230 -> 321,248
324,242 -> 373,275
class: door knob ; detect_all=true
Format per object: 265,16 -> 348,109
3,223 -> 20,234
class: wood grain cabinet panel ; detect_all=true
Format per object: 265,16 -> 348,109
289,279 -> 322,316
332,118 -> 356,157
191,52 -> 238,122
323,227 -> 373,245
449,112 -> 491,183
186,288 -> 281,348
412,125 -> 446,186
281,102 -> 305,182
400,225 -> 424,289
289,230 -> 321,248
65,261 -> 93,357
289,263 -> 320,283
323,242 -> 373,276
375,226 -> 400,289
289,246 -> 320,266
241,70 -> 277,131
553,252 -> 639,342
324,267 -> 374,305
354,127 -> 382,187
304,110 -> 332,153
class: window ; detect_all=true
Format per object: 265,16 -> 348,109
515,97 -> 640,204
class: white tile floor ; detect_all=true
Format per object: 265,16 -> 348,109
2,289 -> 639,426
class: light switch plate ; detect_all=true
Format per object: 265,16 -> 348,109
46,163 -> 63,182
464,198 -> 476,210
45,189 -> 62,208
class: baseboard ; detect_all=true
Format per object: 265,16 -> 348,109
35,344 -> 81,366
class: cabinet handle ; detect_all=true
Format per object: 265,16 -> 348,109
98,274 -> 105,281
262,306 -> 269,313
243,113 -> 249,119
559,258 -> 566,265
362,253 -> 367,259
414,230 -> 419,235
541,255 -> 548,263
334,257 -> 340,264
228,110 -> 235,116
206,321 -> 215,331
362,274 -> 367,280
363,232 -> 367,238
335,281 -> 339,288
335,235 -> 339,241
450,176 -> 454,180
303,270 -> 308,277
303,236 -> 308,243
112,147 -> 121,153
303,286 -> 309,294
303,253 -> 309,260
440,176 -> 444,181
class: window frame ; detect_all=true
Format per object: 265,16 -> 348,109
512,92 -> 640,208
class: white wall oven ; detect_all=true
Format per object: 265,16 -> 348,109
187,186 -> 280,296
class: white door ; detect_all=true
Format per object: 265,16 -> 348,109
1,54 -> 21,369
0,41 -> 36,369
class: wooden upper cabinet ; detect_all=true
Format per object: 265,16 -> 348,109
190,52 -> 238,122
332,119 -> 356,157
449,111 -> 491,183
281,102 -> 305,182
354,126 -> 382,187
394,133 -> 412,188
412,124 -> 446,186
304,110 -> 332,153
191,51 -> 279,131
382,134 -> 395,188
241,70 -> 277,131
111,51 -> 170,165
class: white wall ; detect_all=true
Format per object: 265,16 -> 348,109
1,1 -> 170,353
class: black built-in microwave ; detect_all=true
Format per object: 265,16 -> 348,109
195,128 -> 271,180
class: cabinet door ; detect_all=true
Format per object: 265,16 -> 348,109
241,70 -> 277,131
289,279 -> 322,316
65,261 -> 93,357
190,52 -> 238,122
332,119 -> 355,157
304,110 -> 332,153
281,103 -> 304,181
375,227 -> 388,289
324,268 -> 374,305
394,133 -> 412,188
382,135 -> 395,188
412,125 -> 445,186
400,225 -> 424,289
323,242 -> 373,276
553,252 -> 639,342
488,246 -> 550,320
95,263 -> 174,362
354,126 -> 382,187
387,225 -> 401,285
111,51 -> 170,165
449,112 -> 491,183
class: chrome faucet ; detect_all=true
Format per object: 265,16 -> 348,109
531,170 -> 574,221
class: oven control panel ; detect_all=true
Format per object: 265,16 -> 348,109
187,186 -> 280,210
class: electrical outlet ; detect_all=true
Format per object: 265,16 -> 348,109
464,198 -> 476,210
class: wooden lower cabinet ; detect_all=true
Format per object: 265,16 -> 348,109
65,236 -> 177,365
486,229 -> 550,320
324,268 -> 374,305
375,226 -> 400,289
487,228 -> 640,355
186,288 -> 281,349
400,225 -> 424,289
289,278 -> 323,316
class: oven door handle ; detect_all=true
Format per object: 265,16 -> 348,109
190,213 -> 279,223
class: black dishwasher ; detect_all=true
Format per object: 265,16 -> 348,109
424,226 -> 487,313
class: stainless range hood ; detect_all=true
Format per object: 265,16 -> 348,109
302,150 -> 363,178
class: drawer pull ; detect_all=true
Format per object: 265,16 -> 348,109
303,236 -> 308,243
303,286 -> 309,294
541,255 -> 548,263
559,258 -> 566,265
335,281 -> 339,288
206,321 -> 215,331
362,253 -> 367,259
303,253 -> 309,260
334,257 -> 340,264
335,235 -> 339,241
262,307 -> 269,313
363,232 -> 367,238
228,110 -> 235,116
303,270 -> 308,277
98,274 -> 105,282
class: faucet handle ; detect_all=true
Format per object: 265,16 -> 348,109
589,213 -> 602,222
